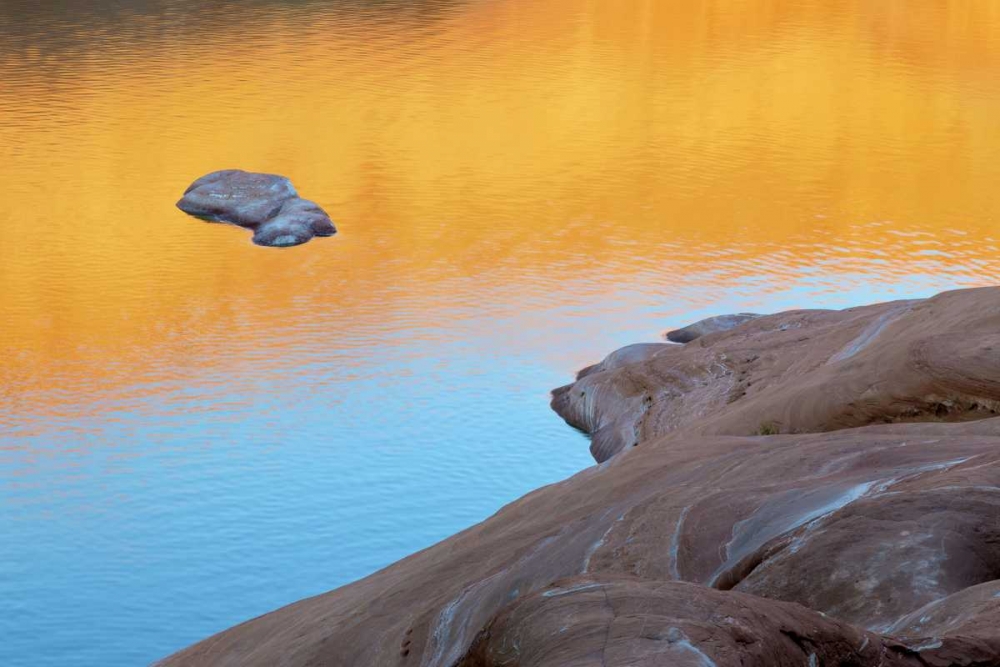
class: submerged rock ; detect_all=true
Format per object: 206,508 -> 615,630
176,169 -> 336,247
665,312 -> 761,343
159,287 -> 1000,667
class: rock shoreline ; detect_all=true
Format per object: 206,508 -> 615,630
160,287 -> 1000,667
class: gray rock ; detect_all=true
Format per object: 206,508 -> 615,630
176,170 -> 336,247
177,170 -> 297,226
666,312 -> 761,343
252,198 -> 336,247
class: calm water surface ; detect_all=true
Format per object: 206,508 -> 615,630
2,1 -> 1000,664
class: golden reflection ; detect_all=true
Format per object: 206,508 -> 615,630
1,0 -> 999,410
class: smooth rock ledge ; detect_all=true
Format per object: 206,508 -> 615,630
159,287 -> 1000,667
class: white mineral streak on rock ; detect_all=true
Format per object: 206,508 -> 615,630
669,506 -> 691,581
828,301 -> 918,363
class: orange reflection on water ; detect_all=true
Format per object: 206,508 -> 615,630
1,0 -> 1000,416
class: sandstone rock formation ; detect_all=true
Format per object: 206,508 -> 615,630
456,578 -> 929,667
159,287 -> 1000,667
176,170 -> 336,247
665,312 -> 761,343
552,292 -> 997,462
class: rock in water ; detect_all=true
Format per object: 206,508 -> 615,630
666,312 -> 761,343
176,169 -> 336,247
251,198 -> 337,247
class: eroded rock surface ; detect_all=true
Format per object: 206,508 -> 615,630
553,289 -> 1000,461
457,577 -> 916,667
665,312 -> 762,343
176,169 -> 336,247
159,287 -> 1000,667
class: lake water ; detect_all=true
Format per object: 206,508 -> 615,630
2,1 -> 999,665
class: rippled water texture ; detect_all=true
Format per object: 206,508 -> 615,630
2,1 -> 999,665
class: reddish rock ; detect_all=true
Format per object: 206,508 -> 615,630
158,287 -> 1000,667
665,312 -> 762,343
552,290 -> 1000,461
457,576 -> 910,667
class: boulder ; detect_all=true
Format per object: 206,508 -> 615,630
176,169 -> 336,247
251,198 -> 337,247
